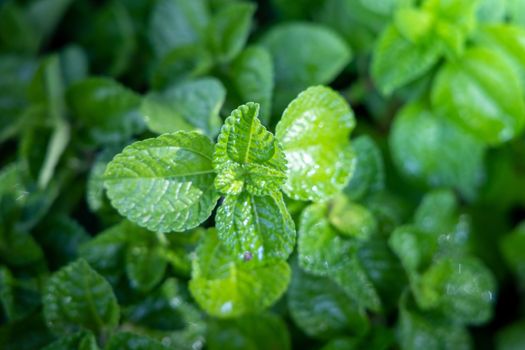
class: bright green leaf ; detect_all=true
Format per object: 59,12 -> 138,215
276,86 -> 355,202
189,229 -> 290,318
104,131 -> 219,233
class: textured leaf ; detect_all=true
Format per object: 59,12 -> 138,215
213,102 -> 287,196
261,23 -> 351,113
148,0 -> 209,57
207,313 -> 290,350
431,47 -> 525,145
328,195 -> 377,240
288,265 -> 369,339
42,259 -> 119,336
67,77 -> 144,145
216,191 -> 295,262
104,131 -> 219,233
141,77 -> 225,137
390,102 -> 485,199
206,2 -> 255,63
298,203 -> 381,311
418,257 -> 496,324
106,333 -> 170,350
372,25 -> 442,95
343,135 -> 384,201
189,229 -> 290,318
229,46 -> 274,125
276,86 -> 355,201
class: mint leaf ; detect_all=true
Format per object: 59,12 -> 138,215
125,243 -> 167,293
216,191 -> 295,262
288,265 -> 369,339
261,23 -> 351,113
43,259 -> 119,336
431,47 -> 525,145
104,131 -> 219,233
206,2 -> 255,63
328,195 -> 377,240
390,102 -> 485,199
228,46 -> 274,125
276,86 -> 355,202
189,229 -> 290,318
501,222 -> 525,290
106,333 -> 170,350
390,225 -> 437,275
141,77 -> 225,137
213,102 -> 287,196
42,331 -> 98,350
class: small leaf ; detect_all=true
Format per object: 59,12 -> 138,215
431,47 -> 525,145
206,2 -> 255,63
125,244 -> 167,293
288,265 -> 369,339
106,332 -> 170,350
328,195 -> 377,240
261,23 -> 351,113
189,229 -> 290,318
43,259 -> 120,336
213,102 -> 287,196
390,225 -> 437,275
141,77 -> 225,137
104,131 -> 219,233
216,191 -> 295,262
276,86 -> 355,202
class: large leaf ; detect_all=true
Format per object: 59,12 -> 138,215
206,2 -> 255,63
42,259 -> 120,336
189,229 -> 290,318
276,86 -> 355,201
287,265 -> 369,339
104,132 -> 219,233
298,203 -> 381,311
431,47 -> 525,145
390,102 -> 485,199
67,77 -> 144,145
216,191 -> 295,262
261,23 -> 351,113
213,102 -> 287,196
141,77 -> 225,137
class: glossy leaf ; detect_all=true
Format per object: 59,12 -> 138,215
390,102 -> 485,198
141,77 -> 225,137
288,265 -> 369,339
276,86 -> 355,201
213,102 -> 287,196
216,191 -> 295,262
261,23 -> 351,113
432,47 -> 525,145
189,229 -> 290,318
299,203 -> 381,311
104,132 -> 219,233
206,2 -> 255,63
67,77 -> 144,145
42,259 -> 120,336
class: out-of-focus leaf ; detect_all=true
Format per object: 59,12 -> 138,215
276,86 -> 355,202
501,222 -> 525,289
496,320 -> 525,350
328,195 -> 377,240
105,333 -> 170,350
0,266 -> 41,321
125,243 -> 166,293
42,331 -> 98,350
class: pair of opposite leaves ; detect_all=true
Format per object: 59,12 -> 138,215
103,85 -> 355,263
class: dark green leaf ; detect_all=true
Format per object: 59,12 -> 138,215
106,332 -> 170,350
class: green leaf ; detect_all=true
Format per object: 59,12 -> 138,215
328,195 -> 377,240
390,225 -> 437,275
261,23 -> 351,113
431,47 -> 525,145
42,331 -> 98,350
496,320 -> 525,350
0,266 -> 41,321
213,102 -> 287,196
509,0 -> 525,25
0,2 -> 38,53
276,86 -> 355,202
43,259 -> 120,336
207,313 -> 290,350
501,222 -> 525,289
288,265 -> 369,339
141,77 -> 225,137
106,333 -> 170,350
390,102 -> 485,199
189,229 -> 290,318
216,191 -> 295,262
476,0 -> 506,22
414,189 -> 459,235
67,77 -> 144,145
372,25 -> 442,95
148,0 -> 209,57
343,135 -> 384,201
206,2 -> 255,63
418,257 -> 496,324
125,244 -> 167,293
298,203 -> 381,311
104,131 -> 219,233
228,46 -> 274,125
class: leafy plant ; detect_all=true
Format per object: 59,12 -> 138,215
1,0 -> 525,349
